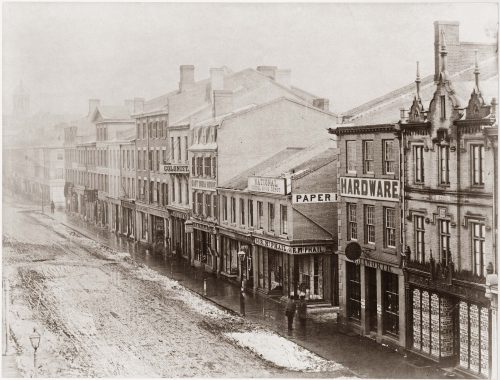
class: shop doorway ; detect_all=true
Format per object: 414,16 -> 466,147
366,267 -> 378,332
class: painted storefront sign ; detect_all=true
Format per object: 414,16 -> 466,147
248,176 -> 286,195
254,237 -> 329,254
339,177 -> 399,202
162,164 -> 189,173
292,193 -> 338,204
192,178 -> 216,190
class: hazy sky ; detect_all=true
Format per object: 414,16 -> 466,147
2,2 -> 498,117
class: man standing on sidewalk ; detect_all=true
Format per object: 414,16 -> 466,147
285,295 -> 296,330
50,201 -> 55,214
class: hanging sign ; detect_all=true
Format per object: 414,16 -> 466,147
339,177 -> 399,202
292,193 -> 338,204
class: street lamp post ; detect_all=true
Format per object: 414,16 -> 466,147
29,328 -> 41,377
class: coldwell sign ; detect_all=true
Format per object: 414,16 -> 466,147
340,177 -> 399,202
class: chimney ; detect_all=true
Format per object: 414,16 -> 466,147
256,66 -> 277,79
210,68 -> 225,102
179,65 -> 195,92
213,90 -> 233,117
434,21 -> 460,81
313,98 -> 330,111
274,69 -> 291,87
88,99 -> 100,115
124,99 -> 134,114
133,97 -> 145,114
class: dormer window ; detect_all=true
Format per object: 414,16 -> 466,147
440,95 -> 446,119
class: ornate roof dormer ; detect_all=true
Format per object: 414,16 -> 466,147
465,50 -> 492,120
408,61 -> 426,123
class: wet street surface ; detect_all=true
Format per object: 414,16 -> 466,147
3,195 -> 455,378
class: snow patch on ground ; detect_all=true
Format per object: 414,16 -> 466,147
225,330 -> 351,374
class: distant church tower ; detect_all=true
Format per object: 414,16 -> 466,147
13,81 -> 30,117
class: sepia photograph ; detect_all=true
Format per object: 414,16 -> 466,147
2,1 -> 498,378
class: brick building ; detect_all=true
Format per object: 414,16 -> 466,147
217,140 -> 338,303
329,124 -> 405,347
401,35 -> 497,377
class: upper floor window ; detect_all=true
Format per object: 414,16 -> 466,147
170,137 -> 175,162
213,195 -> 218,220
204,157 -> 211,177
439,145 -> 450,185
248,199 -> 254,227
439,219 -> 451,266
192,157 -> 196,175
413,145 -> 424,183
196,192 -> 203,215
239,198 -> 245,225
384,208 -> 396,248
184,136 -> 188,162
212,157 -> 217,178
346,141 -> 357,173
440,95 -> 446,119
222,195 -> 228,221
471,144 -> 484,186
230,197 -> 236,223
148,122 -> 153,139
257,201 -> 263,229
205,194 -> 212,217
280,205 -> 288,235
383,139 -> 395,174
142,123 -> 147,139
196,157 -> 203,177
363,140 -> 374,174
414,215 -> 425,263
268,203 -> 275,232
364,205 -> 375,244
347,203 -> 357,241
472,222 -> 486,277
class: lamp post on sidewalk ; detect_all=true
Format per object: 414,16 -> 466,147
29,328 -> 41,377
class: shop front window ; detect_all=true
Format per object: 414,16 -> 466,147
383,272 -> 399,337
268,251 -> 283,291
346,262 -> 361,321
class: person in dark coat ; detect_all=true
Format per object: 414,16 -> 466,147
50,201 -> 55,214
298,296 -> 307,327
285,296 -> 297,330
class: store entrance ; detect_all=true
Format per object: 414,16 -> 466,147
366,267 -> 377,332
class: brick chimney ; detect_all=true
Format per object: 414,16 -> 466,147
257,66 -> 277,79
88,99 -> 100,115
133,97 -> 144,114
274,69 -> 291,87
213,90 -> 233,117
210,68 -> 225,102
434,21 -> 460,82
179,65 -> 195,92
313,98 -> 330,111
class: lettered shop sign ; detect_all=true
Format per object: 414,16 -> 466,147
292,193 -> 338,204
339,177 -> 399,202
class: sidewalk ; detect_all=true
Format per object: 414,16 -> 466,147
12,198 -> 457,379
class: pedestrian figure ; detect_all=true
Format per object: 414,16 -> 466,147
50,201 -> 55,214
240,290 -> 246,316
285,296 -> 296,330
298,295 -> 307,327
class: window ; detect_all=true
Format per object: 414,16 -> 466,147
280,205 -> 288,235
156,150 -> 160,172
163,121 -> 168,138
205,194 -> 212,217
196,192 -> 203,215
149,181 -> 154,203
213,195 -> 218,220
171,180 -> 175,203
415,216 -> 425,263
196,157 -> 203,176
212,157 -> 217,178
154,122 -> 158,138
158,121 -> 163,138
383,140 -> 395,174
347,203 -> 357,240
346,141 -> 357,173
137,123 -> 141,139
230,197 -> 236,223
162,183 -> 168,206
222,195 -> 228,221
239,198 -> 245,225
170,137 -> 174,162
384,208 -> 396,248
472,223 -> 486,277
346,262 -> 361,321
440,95 -> 446,119
149,150 -> 153,171
414,146 -> 424,183
439,220 -> 451,266
268,203 -> 275,232
439,145 -> 450,185
363,140 -> 374,173
248,200 -> 254,227
192,157 -> 196,175
148,122 -> 152,138
177,137 -> 181,162
142,123 -> 146,139
364,205 -> 375,244
471,145 -> 484,186
184,136 -> 188,162
204,157 -> 211,177
257,201 -> 263,229
192,192 -> 196,213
